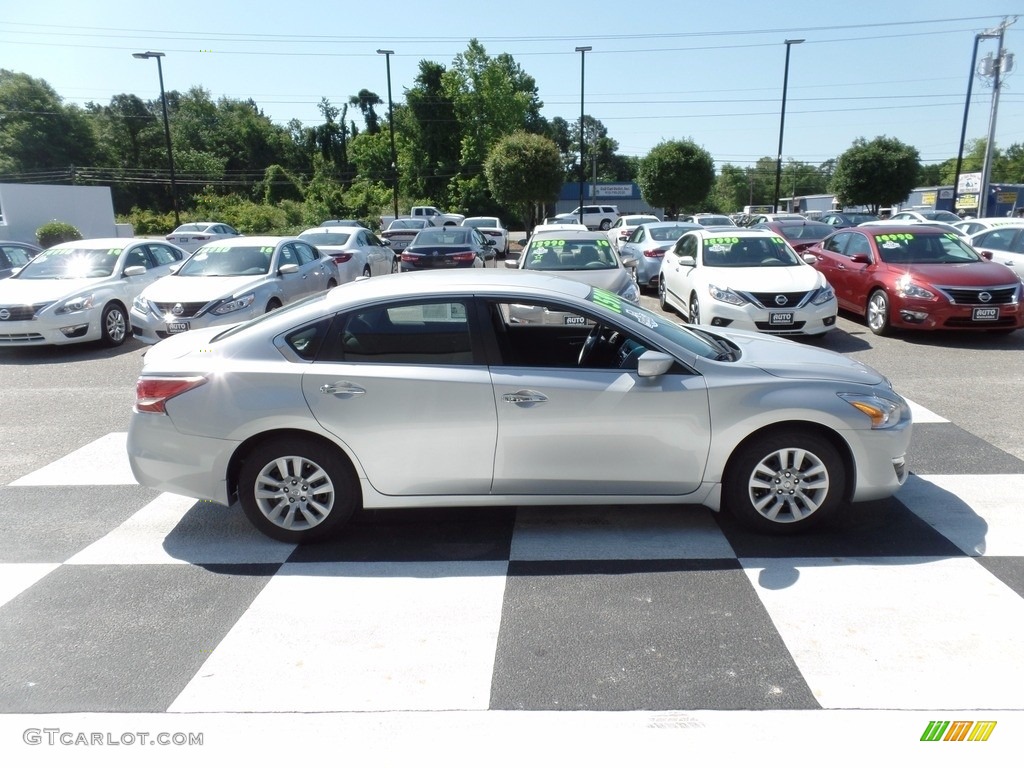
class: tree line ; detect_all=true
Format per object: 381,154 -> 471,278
2,39 -> 1023,233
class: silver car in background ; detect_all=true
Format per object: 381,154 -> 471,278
298,226 -> 393,283
127,270 -> 912,544
618,222 -> 703,293
130,236 -> 337,345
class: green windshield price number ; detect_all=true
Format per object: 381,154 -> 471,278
874,233 -> 914,243
591,287 -> 623,314
704,237 -> 740,246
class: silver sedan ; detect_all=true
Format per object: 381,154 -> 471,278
127,270 -> 912,543
618,222 -> 703,292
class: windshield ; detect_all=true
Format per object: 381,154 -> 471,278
179,245 -> 272,276
585,287 -> 723,359
300,232 -> 353,247
388,219 -> 427,230
16,246 -> 121,279
172,224 -> 209,233
464,218 -> 497,228
925,211 -> 961,222
702,236 -> 802,267
412,229 -> 471,246
775,223 -> 835,241
647,225 -> 696,242
523,237 -> 619,271
874,232 -> 981,264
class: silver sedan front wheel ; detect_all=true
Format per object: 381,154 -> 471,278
238,437 -> 358,542
723,431 -> 845,533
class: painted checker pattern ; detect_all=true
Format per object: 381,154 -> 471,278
1,399 -> 1023,754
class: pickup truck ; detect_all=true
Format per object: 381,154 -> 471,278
380,207 -> 465,231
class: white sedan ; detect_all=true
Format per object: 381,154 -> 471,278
658,229 -> 837,337
0,238 -> 189,347
165,222 -> 241,252
969,225 -> 1024,279
607,215 -> 660,252
462,217 -> 509,258
298,226 -> 393,282
130,236 -> 337,345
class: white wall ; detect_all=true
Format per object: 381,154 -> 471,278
0,184 -> 120,244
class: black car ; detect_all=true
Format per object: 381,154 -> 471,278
399,226 -> 496,271
0,241 -> 42,279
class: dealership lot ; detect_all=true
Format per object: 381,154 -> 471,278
1,307 -> 1023,758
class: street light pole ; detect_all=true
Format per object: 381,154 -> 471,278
377,49 -> 399,221
575,46 -> 592,222
773,39 -> 803,215
953,33 -> 992,212
133,51 -> 180,226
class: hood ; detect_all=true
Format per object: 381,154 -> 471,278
900,260 -> 1020,286
539,267 -> 632,293
721,329 -> 885,385
141,275 -> 268,302
704,264 -> 822,291
0,277 -> 105,304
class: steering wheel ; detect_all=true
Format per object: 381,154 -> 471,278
578,324 -> 603,366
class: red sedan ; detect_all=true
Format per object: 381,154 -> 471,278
804,224 -> 1024,335
753,220 -> 837,254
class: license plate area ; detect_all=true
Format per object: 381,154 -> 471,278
972,307 -> 999,321
166,321 -> 190,334
769,312 -> 795,325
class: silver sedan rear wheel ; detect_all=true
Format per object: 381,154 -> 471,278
238,437 -> 357,542
724,431 -> 845,533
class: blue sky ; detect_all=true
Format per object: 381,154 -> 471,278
2,1 -> 1021,169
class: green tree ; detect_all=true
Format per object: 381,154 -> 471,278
830,136 -> 921,213
637,140 -> 715,219
0,70 -> 98,176
484,131 -> 563,231
402,61 -> 460,204
349,89 -> 383,135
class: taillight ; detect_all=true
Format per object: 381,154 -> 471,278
643,249 -> 667,258
451,251 -> 476,262
400,251 -> 418,262
135,376 -> 207,414
332,251 -> 356,264
194,235 -> 210,241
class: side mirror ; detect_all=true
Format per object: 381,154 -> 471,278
621,257 -> 638,269
801,253 -> 816,264
979,250 -> 993,261
504,258 -> 520,269
123,265 -> 147,277
279,263 -> 299,275
517,238 -> 528,247
486,239 -> 496,246
381,238 -> 391,247
849,253 -> 871,264
618,234 -> 628,241
678,255 -> 696,267
637,351 -> 674,378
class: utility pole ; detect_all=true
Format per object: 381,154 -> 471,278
978,17 -> 1017,217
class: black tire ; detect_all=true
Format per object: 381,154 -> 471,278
362,265 -> 371,278
599,219 -> 611,231
723,430 -> 845,534
688,294 -> 701,325
100,302 -> 129,347
238,437 -> 359,543
658,276 -> 671,311
866,289 -> 891,336
391,257 -> 400,274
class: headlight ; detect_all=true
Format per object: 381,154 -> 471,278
212,293 -> 256,315
894,274 -> 935,300
55,294 -> 95,314
132,296 -> 151,315
811,284 -> 836,305
838,392 -> 906,429
618,280 -> 640,304
707,284 -> 747,306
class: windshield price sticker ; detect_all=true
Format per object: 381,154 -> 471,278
875,233 -> 913,243
705,237 -> 740,245
590,287 -> 623,314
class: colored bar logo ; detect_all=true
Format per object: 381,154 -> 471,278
921,720 -> 997,742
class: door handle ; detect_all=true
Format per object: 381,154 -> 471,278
502,390 -> 548,404
320,382 -> 366,396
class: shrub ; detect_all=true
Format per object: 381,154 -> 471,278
36,221 -> 82,248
